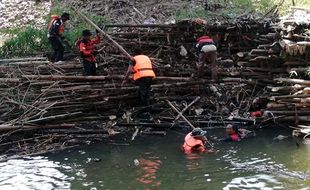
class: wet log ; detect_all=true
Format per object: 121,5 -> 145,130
270,94 -> 310,101
275,78 -> 310,85
267,85 -> 305,93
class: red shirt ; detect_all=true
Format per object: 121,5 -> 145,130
197,36 -> 214,43
79,35 -> 101,62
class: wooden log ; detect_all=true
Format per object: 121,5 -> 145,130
249,49 -> 269,56
275,78 -> 310,85
167,100 -> 195,129
175,96 -> 200,120
267,85 -> 305,93
270,94 -> 310,101
0,124 -> 76,132
0,57 -> 47,63
264,110 -> 310,115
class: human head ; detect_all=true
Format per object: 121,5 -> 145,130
82,29 -> 92,40
191,128 -> 207,140
226,124 -> 234,135
61,12 -> 70,22
226,124 -> 239,135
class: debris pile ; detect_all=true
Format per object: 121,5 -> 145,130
0,7 -> 309,157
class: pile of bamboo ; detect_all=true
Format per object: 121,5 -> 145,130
0,9 -> 309,157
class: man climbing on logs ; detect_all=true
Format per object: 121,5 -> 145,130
122,48 -> 156,116
77,29 -> 101,76
195,35 -> 218,81
47,12 -> 70,64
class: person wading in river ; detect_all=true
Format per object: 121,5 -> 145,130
47,12 -> 70,64
77,29 -> 101,76
195,35 -> 218,80
122,48 -> 156,117
222,124 -> 255,142
182,128 -> 211,154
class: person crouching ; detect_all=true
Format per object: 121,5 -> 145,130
182,128 -> 209,154
195,35 -> 218,80
78,29 -> 101,76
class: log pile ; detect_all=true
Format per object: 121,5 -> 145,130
0,8 -> 310,157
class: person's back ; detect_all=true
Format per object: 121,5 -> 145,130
182,128 -> 207,154
195,35 -> 218,80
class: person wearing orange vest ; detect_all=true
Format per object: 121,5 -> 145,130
122,48 -> 156,114
195,35 -> 218,80
47,13 -> 70,63
78,29 -> 101,76
182,128 -> 209,154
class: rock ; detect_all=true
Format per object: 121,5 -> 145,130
0,0 -> 51,30
273,135 -> 289,141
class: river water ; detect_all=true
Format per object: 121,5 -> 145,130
0,128 -> 309,190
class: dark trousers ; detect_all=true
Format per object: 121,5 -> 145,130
82,60 -> 96,76
49,37 -> 64,62
136,77 -> 153,110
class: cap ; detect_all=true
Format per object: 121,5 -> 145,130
82,29 -> 92,37
191,128 -> 207,137
61,12 -> 70,20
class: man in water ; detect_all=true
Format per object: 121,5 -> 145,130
182,128 -> 210,154
222,124 -> 255,142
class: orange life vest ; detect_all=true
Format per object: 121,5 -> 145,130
48,15 -> 65,35
133,55 -> 156,81
182,133 -> 205,153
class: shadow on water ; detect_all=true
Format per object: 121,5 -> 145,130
0,128 -> 309,190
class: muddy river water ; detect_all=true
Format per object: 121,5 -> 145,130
0,128 -> 309,190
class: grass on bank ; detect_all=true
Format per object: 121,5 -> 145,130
0,1 -> 108,58
175,0 -> 310,21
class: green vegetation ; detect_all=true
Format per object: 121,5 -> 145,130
0,1 -> 108,58
175,0 -> 310,20
0,27 -> 49,58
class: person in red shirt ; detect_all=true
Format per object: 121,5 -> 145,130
222,124 -> 255,142
78,29 -> 101,76
195,35 -> 218,80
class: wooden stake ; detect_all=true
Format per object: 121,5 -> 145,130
175,96 -> 200,120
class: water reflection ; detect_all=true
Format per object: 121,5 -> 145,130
0,157 -> 71,190
185,153 -> 204,171
136,152 -> 162,190
223,174 -> 284,190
